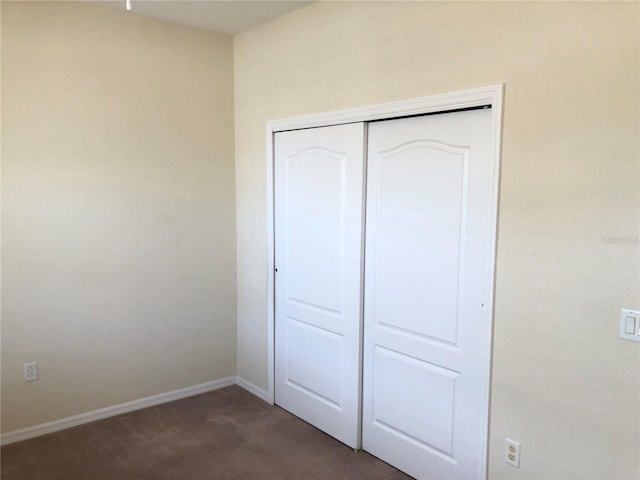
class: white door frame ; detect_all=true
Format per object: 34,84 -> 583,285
265,83 -> 503,470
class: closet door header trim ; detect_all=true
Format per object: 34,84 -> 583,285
267,85 -> 502,133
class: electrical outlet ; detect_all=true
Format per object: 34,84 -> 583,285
505,438 -> 520,468
24,362 -> 38,382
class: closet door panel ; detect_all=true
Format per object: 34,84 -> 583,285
363,109 -> 494,479
274,122 -> 365,449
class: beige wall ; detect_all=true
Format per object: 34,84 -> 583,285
234,2 -> 639,479
1,1 -> 236,432
2,1 -> 639,477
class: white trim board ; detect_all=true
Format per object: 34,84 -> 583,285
268,85 -> 503,133
235,376 -> 270,403
1,376 -> 248,446
265,84 -> 504,476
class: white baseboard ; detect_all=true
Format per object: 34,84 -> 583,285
1,376 -> 236,446
235,376 -> 270,403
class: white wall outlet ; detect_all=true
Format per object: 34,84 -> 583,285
23,361 -> 39,382
504,438 -> 520,468
619,309 -> 640,342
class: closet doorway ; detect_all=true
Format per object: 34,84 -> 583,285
267,86 -> 503,480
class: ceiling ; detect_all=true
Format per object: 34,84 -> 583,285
88,0 -> 314,35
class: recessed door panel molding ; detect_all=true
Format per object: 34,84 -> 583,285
372,140 -> 468,344
286,148 -> 345,314
371,346 -> 459,457
363,108 -> 495,480
286,317 -> 343,407
274,122 -> 365,449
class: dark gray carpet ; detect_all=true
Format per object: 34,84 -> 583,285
1,385 -> 411,479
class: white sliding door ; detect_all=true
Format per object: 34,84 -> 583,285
274,123 -> 365,449
362,109 -> 494,479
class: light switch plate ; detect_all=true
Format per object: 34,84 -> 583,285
619,309 -> 640,342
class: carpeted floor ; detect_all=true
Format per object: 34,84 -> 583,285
1,385 -> 411,479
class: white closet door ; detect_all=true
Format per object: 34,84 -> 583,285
363,109 -> 494,479
274,123 -> 365,448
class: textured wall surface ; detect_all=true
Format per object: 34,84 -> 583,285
233,2 -> 639,478
1,1 -> 237,432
